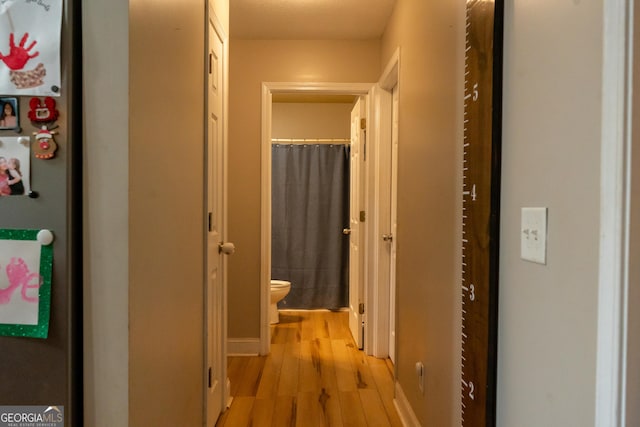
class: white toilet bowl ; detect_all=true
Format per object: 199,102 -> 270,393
270,280 -> 291,324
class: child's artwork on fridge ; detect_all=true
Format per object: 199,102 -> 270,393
0,0 -> 62,96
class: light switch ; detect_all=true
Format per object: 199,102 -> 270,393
521,207 -> 547,264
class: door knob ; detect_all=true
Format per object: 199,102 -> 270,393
343,228 -> 351,235
219,242 -> 235,255
382,234 -> 393,242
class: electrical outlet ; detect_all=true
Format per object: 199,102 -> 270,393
415,362 -> 425,394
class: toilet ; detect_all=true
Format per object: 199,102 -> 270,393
270,280 -> 291,324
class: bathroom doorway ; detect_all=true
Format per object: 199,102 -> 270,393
270,98 -> 353,310
260,83 -> 372,354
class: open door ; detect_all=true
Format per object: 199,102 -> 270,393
205,11 -> 232,426
348,97 -> 366,349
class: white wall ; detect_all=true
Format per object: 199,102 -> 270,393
82,0 -> 129,426
497,0 -> 602,425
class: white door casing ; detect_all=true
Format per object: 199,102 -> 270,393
260,82 -> 373,355
595,0 -> 633,425
366,49 -> 399,359
388,84 -> 399,363
348,97 -> 366,349
205,9 -> 230,425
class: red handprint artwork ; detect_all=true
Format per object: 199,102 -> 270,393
0,33 -> 39,71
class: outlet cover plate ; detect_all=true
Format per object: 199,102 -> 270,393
521,207 -> 547,264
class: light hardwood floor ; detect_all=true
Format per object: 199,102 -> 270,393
216,310 -> 402,427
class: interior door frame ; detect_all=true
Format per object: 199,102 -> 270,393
260,82 -> 373,354
366,49 -> 400,358
595,0 -> 633,425
204,2 -> 230,422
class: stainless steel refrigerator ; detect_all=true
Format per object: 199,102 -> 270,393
0,0 -> 82,424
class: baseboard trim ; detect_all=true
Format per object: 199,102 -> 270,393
225,378 -> 232,408
394,381 -> 421,427
227,338 -> 261,356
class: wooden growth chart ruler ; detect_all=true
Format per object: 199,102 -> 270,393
461,0 -> 504,426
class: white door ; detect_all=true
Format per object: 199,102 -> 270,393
348,97 -> 365,349
388,85 -> 399,363
205,17 -> 229,426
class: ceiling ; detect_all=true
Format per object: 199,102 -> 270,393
230,0 -> 397,40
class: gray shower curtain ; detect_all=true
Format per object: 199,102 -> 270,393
271,144 -> 350,309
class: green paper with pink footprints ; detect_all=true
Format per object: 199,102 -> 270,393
0,229 -> 53,338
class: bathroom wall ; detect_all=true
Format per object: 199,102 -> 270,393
228,40 -> 380,339
272,102 -> 353,140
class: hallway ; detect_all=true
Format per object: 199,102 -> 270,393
216,310 -> 402,426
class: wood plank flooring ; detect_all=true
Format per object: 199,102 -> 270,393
216,310 -> 402,427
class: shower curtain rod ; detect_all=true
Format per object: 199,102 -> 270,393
271,138 -> 350,143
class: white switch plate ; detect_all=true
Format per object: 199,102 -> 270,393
521,207 -> 547,264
